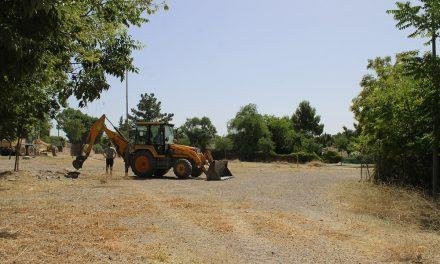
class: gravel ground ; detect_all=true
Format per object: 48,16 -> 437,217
1,155 -> 438,263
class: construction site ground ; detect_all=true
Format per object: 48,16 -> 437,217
1,155 -> 439,263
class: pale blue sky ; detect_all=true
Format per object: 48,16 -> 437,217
63,0 -> 428,136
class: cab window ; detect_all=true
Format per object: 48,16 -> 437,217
136,126 -> 148,145
150,125 -> 163,145
164,126 -> 174,145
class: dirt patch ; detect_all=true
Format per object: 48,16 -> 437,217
2,156 -> 440,263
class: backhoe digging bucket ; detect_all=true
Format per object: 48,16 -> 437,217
72,156 -> 86,170
206,160 -> 233,181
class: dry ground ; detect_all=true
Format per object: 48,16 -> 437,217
1,155 -> 440,263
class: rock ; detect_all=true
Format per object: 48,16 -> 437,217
65,171 -> 80,179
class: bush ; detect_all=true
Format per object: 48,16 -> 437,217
322,150 -> 342,163
254,151 -> 321,163
342,151 -> 362,164
93,144 -> 103,154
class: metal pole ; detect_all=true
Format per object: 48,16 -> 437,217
125,70 -> 129,124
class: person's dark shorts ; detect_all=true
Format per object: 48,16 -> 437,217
106,158 -> 114,168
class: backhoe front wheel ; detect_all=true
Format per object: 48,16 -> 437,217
191,167 -> 203,177
173,159 -> 192,179
132,151 -> 155,178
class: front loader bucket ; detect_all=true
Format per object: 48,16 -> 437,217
206,160 -> 233,181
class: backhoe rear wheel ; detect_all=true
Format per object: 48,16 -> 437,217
132,151 -> 155,178
173,159 -> 192,179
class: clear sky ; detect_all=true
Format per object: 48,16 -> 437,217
63,0 -> 428,136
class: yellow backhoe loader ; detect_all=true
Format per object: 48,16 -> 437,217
72,115 -> 232,180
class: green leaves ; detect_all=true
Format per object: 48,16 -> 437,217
56,108 -> 99,144
130,93 -> 174,122
291,101 -> 324,136
228,104 -> 273,160
180,117 -> 217,149
388,0 -> 440,42
352,53 -> 433,186
0,0 -> 164,148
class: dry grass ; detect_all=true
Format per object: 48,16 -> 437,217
246,211 -> 305,239
307,160 -> 325,167
144,243 -> 170,262
0,169 -> 167,263
3,156 -> 440,263
331,180 -> 440,263
165,197 -> 234,233
333,181 -> 440,231
384,242 -> 425,263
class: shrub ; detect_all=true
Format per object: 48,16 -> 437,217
93,144 -> 103,154
322,150 -> 342,163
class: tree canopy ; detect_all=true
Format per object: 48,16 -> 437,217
180,117 -> 217,149
0,0 -> 165,169
130,93 -> 174,122
291,101 -> 324,136
228,104 -> 273,160
56,108 -> 99,144
352,53 -> 432,187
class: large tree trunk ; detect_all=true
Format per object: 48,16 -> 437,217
14,138 -> 22,172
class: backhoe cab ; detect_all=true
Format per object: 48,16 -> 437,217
72,115 -> 232,181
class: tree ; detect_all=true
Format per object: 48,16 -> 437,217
130,93 -> 174,122
1,0 -> 166,109
180,117 -> 217,149
174,127 -> 191,146
333,134 -> 349,154
264,115 -> 295,154
228,104 -> 273,160
291,101 -> 324,136
56,108 -> 99,144
333,126 -> 357,155
317,133 -> 333,148
258,137 -> 275,157
0,1 -> 165,170
213,136 -> 233,159
388,0 -> 440,195
298,135 -> 322,154
352,53 -> 432,188
118,116 -> 133,139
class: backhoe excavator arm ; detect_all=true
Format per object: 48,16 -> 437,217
72,115 -> 129,170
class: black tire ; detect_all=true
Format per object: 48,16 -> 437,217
131,151 -> 155,178
154,169 -> 170,177
191,167 -> 203,177
173,159 -> 192,179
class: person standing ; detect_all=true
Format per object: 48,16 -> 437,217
103,142 -> 117,175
